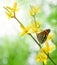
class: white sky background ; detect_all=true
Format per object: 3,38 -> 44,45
0,0 -> 57,37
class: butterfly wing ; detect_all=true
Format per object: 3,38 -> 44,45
37,33 -> 47,43
36,29 -> 50,43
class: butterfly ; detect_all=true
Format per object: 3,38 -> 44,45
36,29 -> 50,43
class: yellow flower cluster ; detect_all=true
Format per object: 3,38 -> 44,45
35,51 -> 47,64
20,21 -> 41,36
29,5 -> 41,16
42,41 -> 55,54
30,21 -> 41,33
20,24 -> 31,36
20,5 -> 41,35
4,2 -> 19,19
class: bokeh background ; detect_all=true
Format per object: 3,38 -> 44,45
0,0 -> 57,65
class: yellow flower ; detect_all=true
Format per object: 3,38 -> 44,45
47,33 -> 54,40
30,21 -> 41,33
6,2 -> 19,12
4,2 -> 19,19
5,11 -> 14,19
35,51 -> 47,64
20,24 -> 31,36
29,5 -> 41,16
42,41 -> 55,54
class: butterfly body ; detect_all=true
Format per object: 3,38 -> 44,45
36,29 -> 50,43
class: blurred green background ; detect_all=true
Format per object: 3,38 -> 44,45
0,0 -> 57,65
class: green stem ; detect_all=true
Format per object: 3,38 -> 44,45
33,15 -> 36,25
28,33 -> 41,48
48,55 -> 56,65
14,16 -> 25,28
49,56 -> 56,65
43,62 -> 44,65
45,53 -> 56,65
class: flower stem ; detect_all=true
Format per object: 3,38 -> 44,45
28,33 -> 41,48
43,62 -> 44,65
14,16 -> 25,28
47,54 -> 56,65
33,15 -> 36,25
